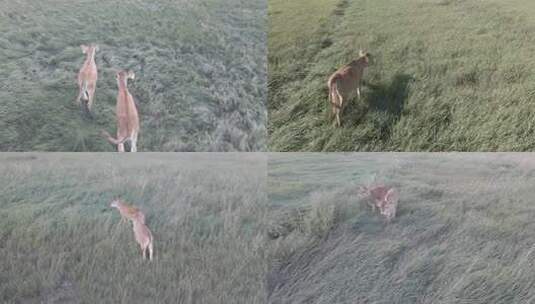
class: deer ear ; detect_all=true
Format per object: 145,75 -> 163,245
127,70 -> 135,80
358,49 -> 365,57
80,45 -> 88,54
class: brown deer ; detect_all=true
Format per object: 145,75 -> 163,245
101,70 -> 140,152
380,188 -> 398,222
77,44 -> 99,115
327,50 -> 371,127
110,199 -> 146,224
132,212 -> 154,261
359,185 -> 399,222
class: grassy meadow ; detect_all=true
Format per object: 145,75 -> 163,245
267,153 -> 535,303
0,0 -> 266,152
0,153 -> 267,303
269,0 -> 535,151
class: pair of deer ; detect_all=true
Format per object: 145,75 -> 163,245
77,44 -> 140,152
110,199 -> 154,260
358,184 -> 399,222
327,50 -> 371,127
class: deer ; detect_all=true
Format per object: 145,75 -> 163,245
101,70 -> 140,152
77,44 -> 99,115
379,188 -> 398,222
132,212 -> 154,261
327,50 -> 371,127
358,185 -> 399,222
110,199 -> 146,224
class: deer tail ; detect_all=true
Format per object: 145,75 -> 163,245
100,130 -> 128,145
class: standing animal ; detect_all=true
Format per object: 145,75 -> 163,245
380,188 -> 398,222
359,185 -> 399,222
77,44 -> 99,114
110,199 -> 146,224
327,50 -> 371,127
359,185 -> 389,212
101,70 -> 140,152
132,213 -> 154,261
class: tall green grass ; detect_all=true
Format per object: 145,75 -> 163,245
267,153 -> 535,303
0,0 -> 266,151
269,0 -> 535,151
0,153 -> 268,303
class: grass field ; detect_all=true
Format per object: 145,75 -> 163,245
0,0 -> 266,152
0,153 -> 267,303
268,0 -> 535,151
267,153 -> 535,303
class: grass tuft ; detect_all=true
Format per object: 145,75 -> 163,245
267,153 -> 535,303
0,153 -> 268,303
0,0 -> 266,151
268,0 -> 535,151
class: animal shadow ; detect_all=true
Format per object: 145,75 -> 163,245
365,73 -> 413,120
80,102 -> 94,120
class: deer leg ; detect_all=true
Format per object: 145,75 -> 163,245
130,133 -> 138,152
76,79 -> 83,104
336,93 -> 344,127
76,90 -> 83,105
87,87 -> 95,112
356,86 -> 361,100
332,107 -> 339,127
335,102 -> 343,127
148,243 -> 153,261
330,104 -> 336,121
329,89 -> 338,123
118,142 -> 125,153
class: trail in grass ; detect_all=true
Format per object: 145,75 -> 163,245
267,154 -> 535,303
268,0 -> 351,108
269,0 -> 535,152
0,0 -> 266,152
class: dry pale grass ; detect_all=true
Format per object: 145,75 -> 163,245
0,153 -> 268,303
268,153 -> 535,303
0,0 -> 266,151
